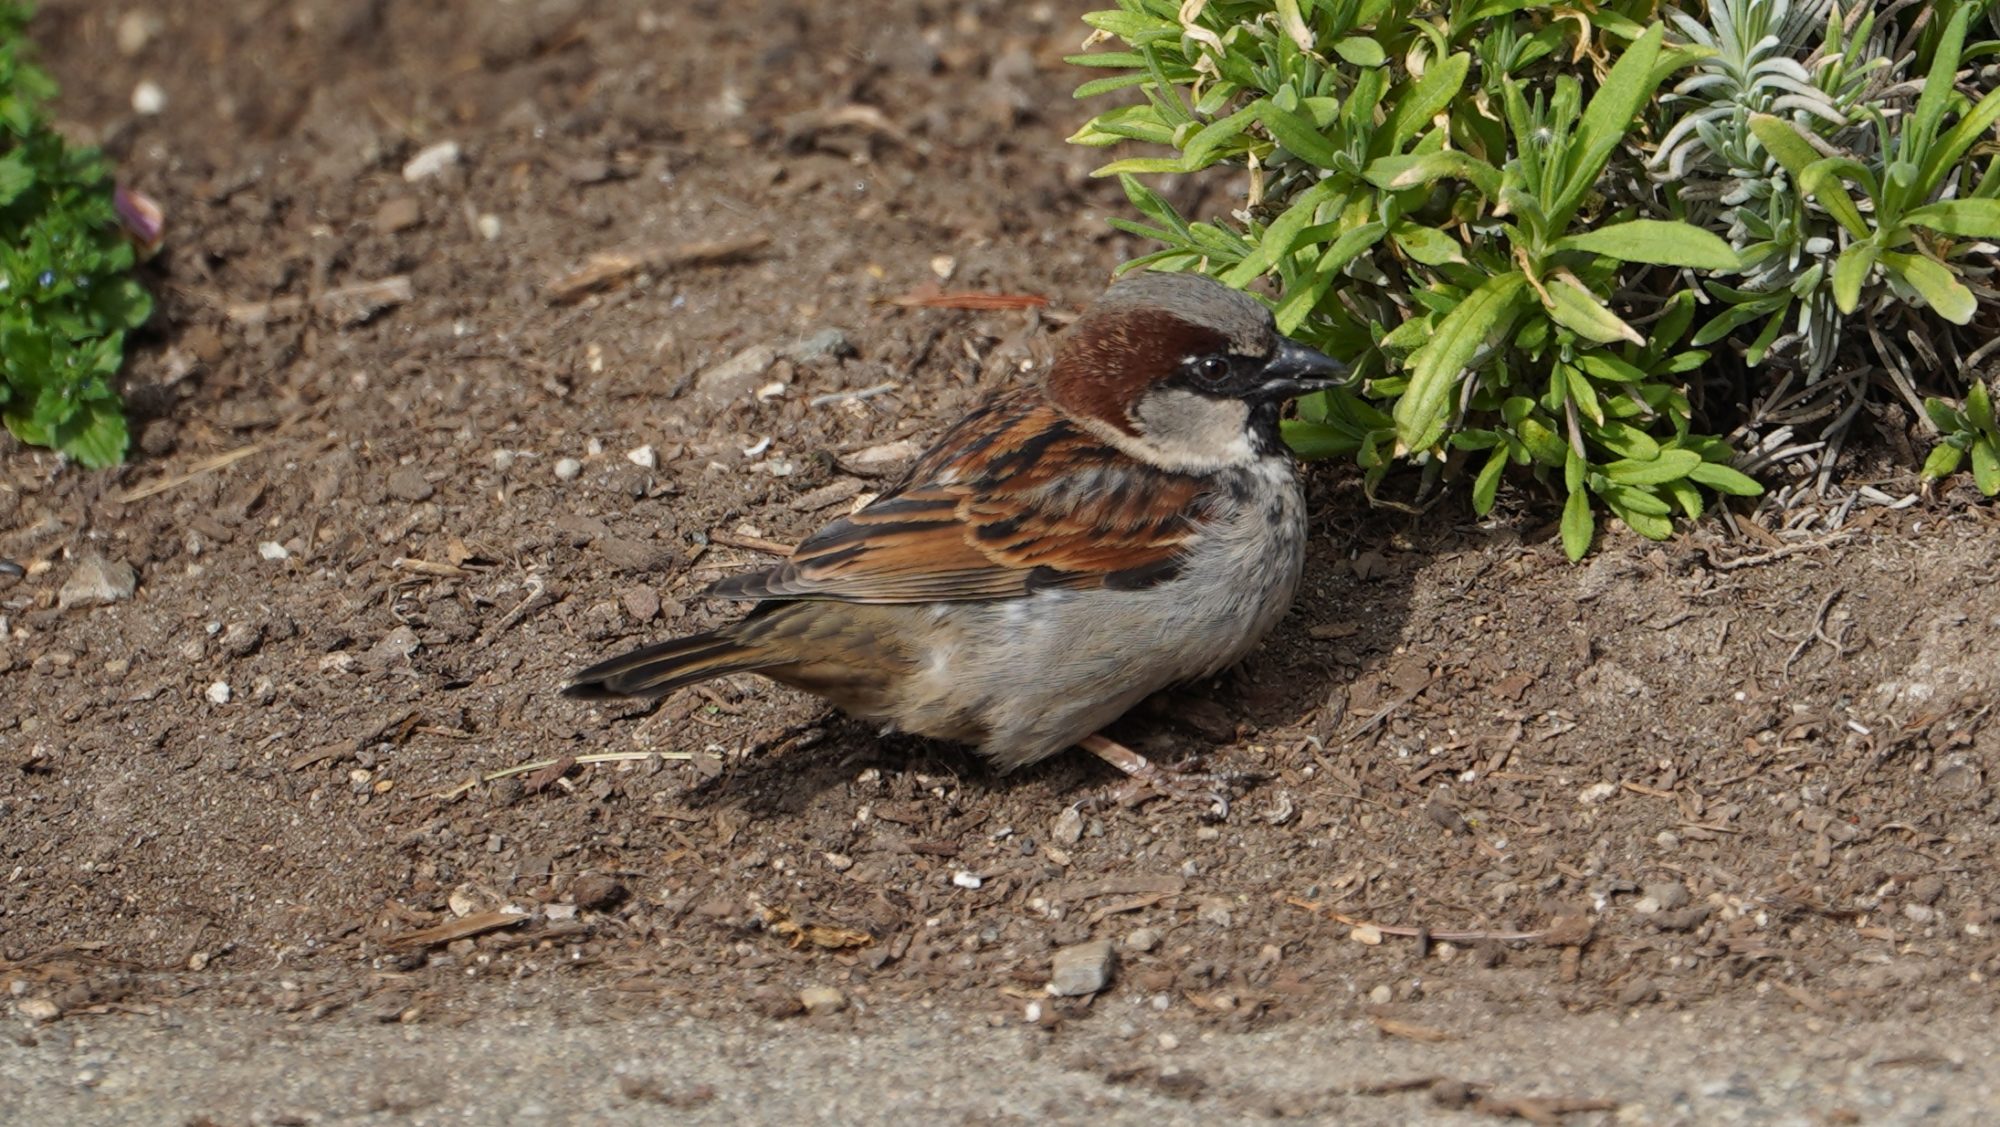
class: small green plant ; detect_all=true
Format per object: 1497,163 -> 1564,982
1069,1 -> 2000,556
0,0 -> 152,467
1922,381 -> 2000,496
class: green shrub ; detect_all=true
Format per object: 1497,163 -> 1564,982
1070,0 -> 2000,555
0,0 -> 152,467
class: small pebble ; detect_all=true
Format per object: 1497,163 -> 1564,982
373,197 -> 421,233
476,214 -> 502,240
386,466 -> 434,502
205,681 -> 231,705
1051,806 -> 1084,846
1049,939 -> 1116,997
402,140 -> 461,182
258,541 -> 290,561
553,457 -> 583,481
626,445 -> 657,469
1124,927 -> 1162,954
799,986 -> 846,1015
951,871 -> 983,890
1577,781 -> 1619,804
17,998 -> 59,1023
1367,984 -> 1394,1005
131,80 -> 166,115
491,449 -> 517,472
115,11 -> 160,55
1643,881 -> 1690,912
58,555 -> 137,609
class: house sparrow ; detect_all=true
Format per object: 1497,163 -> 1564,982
566,272 -> 1343,802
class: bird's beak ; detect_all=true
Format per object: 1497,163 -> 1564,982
1254,337 -> 1347,400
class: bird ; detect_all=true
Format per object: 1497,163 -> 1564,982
565,271 -> 1344,804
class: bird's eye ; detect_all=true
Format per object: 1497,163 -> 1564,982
1192,355 -> 1231,385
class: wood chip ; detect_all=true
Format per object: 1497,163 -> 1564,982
545,233 -> 769,303
759,905 -> 873,950
387,908 -> 528,949
881,289 -> 1050,310
1372,1015 -> 1455,1042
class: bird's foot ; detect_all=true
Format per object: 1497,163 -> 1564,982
1077,733 -> 1263,820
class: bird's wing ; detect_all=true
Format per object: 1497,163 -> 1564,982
710,388 -> 1212,604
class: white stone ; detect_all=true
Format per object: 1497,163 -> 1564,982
402,140 -> 462,182
131,80 -> 166,115
205,681 -> 231,705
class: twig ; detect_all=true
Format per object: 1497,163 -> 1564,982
1338,672 -> 1441,743
482,576 -> 551,641
707,530 -> 795,556
1705,531 -> 1855,571
880,290 -> 1050,311
225,275 -> 412,327
1282,896 -> 1546,944
390,557 -> 470,579
545,234 -> 769,304
386,908 -> 529,950
431,750 -> 693,801
113,444 -> 265,503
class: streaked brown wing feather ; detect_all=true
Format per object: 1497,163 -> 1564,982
709,388 -> 1211,605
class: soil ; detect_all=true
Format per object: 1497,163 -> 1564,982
4,1 -> 2000,1122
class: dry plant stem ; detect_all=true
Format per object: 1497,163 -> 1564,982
1283,897 -> 1547,943
432,750 -> 693,800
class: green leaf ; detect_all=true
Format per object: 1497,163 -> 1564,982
1749,115 -> 1870,238
1382,52 -> 1471,153
1880,251 -> 1977,324
1831,241 -> 1877,314
1560,488 -> 1594,561
1473,444 -> 1507,515
1687,462 -> 1763,496
1975,438 -> 2000,496
1363,151 -> 1502,198
1602,448 -> 1702,485
1925,396 -> 1967,433
1390,220 -> 1467,266
1664,478 -> 1704,520
1552,22 -> 1664,227
1916,85 -> 2000,205
1543,277 -> 1644,345
1598,480 -> 1673,517
1221,179 -> 1340,286
1923,442 -> 1967,480
1394,271 -> 1531,452
1280,418 -> 1362,460
1256,101 -> 1341,168
1181,103 -> 1263,167
0,152 -> 31,206
1092,156 -> 1193,176
51,396 -> 128,469
1903,199 -> 2000,239
1554,220 -> 1741,270
1904,5 -> 1969,176
1577,354 -> 1646,384
1332,37 -> 1386,67
1969,381 -> 1995,434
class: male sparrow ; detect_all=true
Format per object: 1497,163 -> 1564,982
565,272 -> 1343,800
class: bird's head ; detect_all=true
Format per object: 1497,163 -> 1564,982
1044,272 -> 1346,471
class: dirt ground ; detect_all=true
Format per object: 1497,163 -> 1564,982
5,1 -> 2000,1122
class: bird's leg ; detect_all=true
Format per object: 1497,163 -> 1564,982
1077,733 -> 1260,819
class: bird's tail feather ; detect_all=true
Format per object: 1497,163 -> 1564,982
562,629 -> 774,699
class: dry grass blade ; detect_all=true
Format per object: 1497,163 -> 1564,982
386,908 -> 529,949
545,234 -> 770,303
114,444 -> 265,503
431,751 -> 694,800
882,289 -> 1051,310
